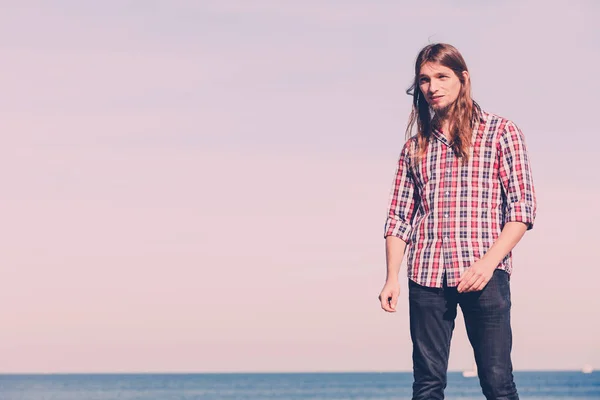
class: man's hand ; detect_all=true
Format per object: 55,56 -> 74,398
457,221 -> 528,293
378,280 -> 400,312
457,259 -> 496,293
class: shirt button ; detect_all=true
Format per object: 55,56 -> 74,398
445,191 -> 450,196
444,213 -> 449,218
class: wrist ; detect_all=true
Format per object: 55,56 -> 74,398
480,257 -> 498,272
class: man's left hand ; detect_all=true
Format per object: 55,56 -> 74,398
457,260 -> 496,293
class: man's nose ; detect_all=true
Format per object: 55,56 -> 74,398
429,80 -> 439,94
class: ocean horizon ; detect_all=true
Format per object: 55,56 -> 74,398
0,368 -> 594,374
1,370 -> 597,399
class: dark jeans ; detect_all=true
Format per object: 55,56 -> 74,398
409,269 -> 518,400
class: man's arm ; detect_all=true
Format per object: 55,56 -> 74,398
379,237 -> 408,312
497,121 -> 537,230
457,221 -> 527,293
385,236 -> 408,283
383,140 -> 418,244
458,121 -> 537,293
380,140 -> 416,312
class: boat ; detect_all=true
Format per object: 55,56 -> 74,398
582,364 -> 593,374
462,363 -> 477,378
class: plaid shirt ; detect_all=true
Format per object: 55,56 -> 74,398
384,110 -> 536,288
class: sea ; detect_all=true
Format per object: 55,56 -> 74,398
0,371 -> 598,400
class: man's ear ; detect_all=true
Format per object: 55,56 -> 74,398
462,70 -> 470,82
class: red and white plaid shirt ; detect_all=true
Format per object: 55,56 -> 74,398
384,110 -> 537,288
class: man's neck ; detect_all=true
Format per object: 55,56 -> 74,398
439,120 -> 451,136
433,115 -> 452,138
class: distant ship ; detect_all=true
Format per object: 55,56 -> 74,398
581,364 -> 593,374
462,363 -> 477,378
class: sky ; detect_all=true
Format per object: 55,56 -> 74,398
1,0 -> 599,373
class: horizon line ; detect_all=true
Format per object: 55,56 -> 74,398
0,369 -> 594,375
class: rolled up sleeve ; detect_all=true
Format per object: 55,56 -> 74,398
498,122 -> 537,230
384,140 -> 418,242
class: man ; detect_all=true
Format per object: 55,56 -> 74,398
378,43 -> 536,400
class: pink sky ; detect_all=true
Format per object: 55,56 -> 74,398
1,0 -> 599,373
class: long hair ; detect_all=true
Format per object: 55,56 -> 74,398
405,43 -> 481,165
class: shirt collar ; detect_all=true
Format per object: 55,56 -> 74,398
431,111 -> 489,146
431,127 -> 452,147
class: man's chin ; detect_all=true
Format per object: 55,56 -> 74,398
432,104 -> 451,115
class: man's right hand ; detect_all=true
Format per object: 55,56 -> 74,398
378,280 -> 400,312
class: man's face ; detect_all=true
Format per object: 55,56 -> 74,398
418,62 -> 465,113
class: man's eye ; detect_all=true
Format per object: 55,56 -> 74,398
419,78 -> 429,84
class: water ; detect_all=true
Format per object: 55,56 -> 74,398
0,371 -> 598,399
